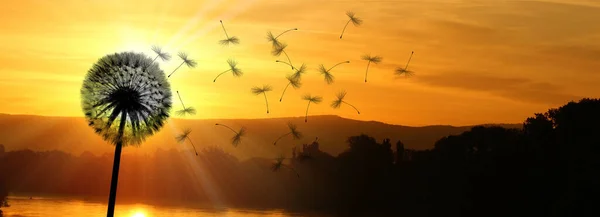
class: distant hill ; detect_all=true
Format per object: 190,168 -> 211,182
0,114 -> 521,159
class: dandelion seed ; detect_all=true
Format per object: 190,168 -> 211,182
279,64 -> 306,102
150,45 -> 171,64
167,52 -> 197,78
395,51 -> 415,78
361,54 -> 382,83
331,90 -> 360,114
215,123 -> 247,147
273,122 -> 303,145
176,128 -> 198,156
318,61 -> 350,84
302,94 -> 323,122
213,58 -> 242,82
219,20 -> 240,46
340,11 -> 363,39
251,85 -> 273,114
175,91 -> 196,117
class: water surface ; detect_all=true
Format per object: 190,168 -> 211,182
2,197 -> 307,217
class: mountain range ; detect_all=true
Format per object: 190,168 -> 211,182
0,114 -> 521,159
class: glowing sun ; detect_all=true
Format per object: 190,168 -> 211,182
131,211 -> 146,217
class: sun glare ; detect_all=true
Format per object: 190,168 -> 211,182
131,211 -> 146,217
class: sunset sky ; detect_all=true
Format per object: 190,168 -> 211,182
1,0 -> 599,126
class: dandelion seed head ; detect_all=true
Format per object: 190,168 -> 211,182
81,52 -> 172,147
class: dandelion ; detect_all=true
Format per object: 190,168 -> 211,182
331,90 -> 360,114
215,123 -> 247,147
340,11 -> 363,39
273,122 -> 303,145
175,91 -> 196,117
251,85 -> 273,114
81,52 -> 171,217
150,45 -> 171,64
176,128 -> 198,156
279,64 -> 306,102
302,94 -> 323,122
361,54 -> 382,83
167,52 -> 197,78
219,20 -> 240,46
395,51 -> 415,78
213,58 -> 242,82
318,61 -> 350,84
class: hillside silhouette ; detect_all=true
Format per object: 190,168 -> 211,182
0,114 -> 519,159
2,98 -> 600,216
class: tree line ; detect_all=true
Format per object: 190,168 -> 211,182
1,98 -> 599,217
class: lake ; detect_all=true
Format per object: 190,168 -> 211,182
1,197 -> 313,217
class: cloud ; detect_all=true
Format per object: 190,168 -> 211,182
414,71 -> 581,105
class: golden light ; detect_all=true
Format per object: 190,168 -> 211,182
131,211 -> 146,217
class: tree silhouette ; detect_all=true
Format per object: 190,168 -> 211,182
279,64 -> 307,102
340,11 -> 363,39
213,58 -> 242,82
266,28 -> 298,48
273,122 -> 303,145
150,45 -> 171,64
219,20 -> 240,46
215,123 -> 247,147
331,90 -> 360,114
175,91 -> 196,117
271,42 -> 294,70
319,61 -> 350,84
361,54 -> 382,83
81,52 -> 171,217
271,155 -> 300,178
302,94 -> 323,122
176,128 -> 198,156
168,52 -> 197,78
251,85 -> 273,114
395,51 -> 414,78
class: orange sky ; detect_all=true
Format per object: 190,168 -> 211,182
0,0 -> 599,126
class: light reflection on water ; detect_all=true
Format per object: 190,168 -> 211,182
2,197 -> 303,217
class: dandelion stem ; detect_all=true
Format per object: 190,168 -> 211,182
216,123 -> 238,134
107,110 -> 127,217
274,132 -> 293,145
280,82 -> 292,102
168,62 -> 186,78
340,19 -> 352,39
364,61 -> 371,83
151,55 -> 159,64
263,92 -> 270,113
276,60 -> 294,69
213,69 -> 231,82
342,101 -> 361,114
404,51 -> 414,71
328,61 -> 350,72
186,136 -> 198,156
275,28 -> 297,39
220,20 -> 229,39
305,102 -> 311,122
176,91 -> 186,110
282,50 -> 293,70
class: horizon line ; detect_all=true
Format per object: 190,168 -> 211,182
0,112 -> 522,128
